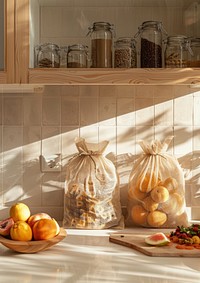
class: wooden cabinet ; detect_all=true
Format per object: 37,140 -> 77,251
2,0 -> 200,85
0,0 -> 15,83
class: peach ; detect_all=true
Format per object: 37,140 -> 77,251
52,218 -> 60,236
27,213 -> 51,228
32,218 -> 59,240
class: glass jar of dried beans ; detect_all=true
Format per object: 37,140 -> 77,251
88,22 -> 114,68
114,37 -> 137,68
135,21 -> 167,68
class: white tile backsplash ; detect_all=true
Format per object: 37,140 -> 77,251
3,97 -> 23,126
61,96 -> 79,126
42,173 -> 63,206
79,125 -> 99,142
42,97 -> 61,126
117,98 -> 135,126
41,126 -> 61,156
3,126 -> 23,153
193,126 -> 200,150
0,85 -> 199,222
80,96 -> 98,126
194,96 -> 200,126
23,126 -> 41,159
174,95 -> 193,126
154,98 -> 173,126
135,98 -> 154,126
23,96 -> 42,126
99,97 -> 116,126
174,126 -> 193,155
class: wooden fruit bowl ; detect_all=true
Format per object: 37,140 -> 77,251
0,227 -> 66,253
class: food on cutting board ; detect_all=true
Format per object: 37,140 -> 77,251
169,224 -> 200,249
0,202 -> 61,242
145,232 -> 170,246
144,224 -> 200,250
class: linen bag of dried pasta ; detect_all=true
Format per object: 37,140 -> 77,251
63,137 -> 122,229
126,136 -> 188,228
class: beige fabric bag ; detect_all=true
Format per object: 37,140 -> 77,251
126,136 -> 188,228
63,137 -> 122,229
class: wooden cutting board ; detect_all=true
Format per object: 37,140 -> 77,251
109,232 -> 200,257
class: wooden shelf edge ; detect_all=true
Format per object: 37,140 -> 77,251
28,68 -> 200,85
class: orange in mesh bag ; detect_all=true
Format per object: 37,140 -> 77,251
126,136 -> 188,228
63,137 -> 122,229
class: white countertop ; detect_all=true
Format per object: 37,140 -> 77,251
0,228 -> 200,283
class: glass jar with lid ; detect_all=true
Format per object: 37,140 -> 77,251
38,43 -> 60,68
114,37 -> 137,68
135,21 -> 167,68
188,38 -> 200,67
88,22 -> 114,68
164,35 -> 190,68
34,45 -> 40,67
60,46 -> 68,68
67,44 -> 88,68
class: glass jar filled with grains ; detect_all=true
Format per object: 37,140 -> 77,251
188,38 -> 200,67
38,43 -> 60,68
114,37 -> 137,68
135,21 -> 167,68
164,35 -> 191,68
67,44 -> 88,68
88,22 -> 114,68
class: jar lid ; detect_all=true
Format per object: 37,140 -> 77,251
135,20 -> 167,38
87,21 -> 114,35
92,21 -> 112,28
40,43 -> 60,50
142,20 -> 162,27
166,35 -> 188,43
116,37 -> 136,43
115,37 -> 136,47
68,44 -> 88,51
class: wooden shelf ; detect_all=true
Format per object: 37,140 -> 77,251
28,68 -> 200,86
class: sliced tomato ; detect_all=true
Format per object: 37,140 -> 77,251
194,244 -> 200,249
176,244 -> 186,249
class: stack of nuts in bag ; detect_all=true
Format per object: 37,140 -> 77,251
126,137 -> 188,228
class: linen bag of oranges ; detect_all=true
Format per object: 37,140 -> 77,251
126,136 -> 188,228
63,137 -> 122,229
